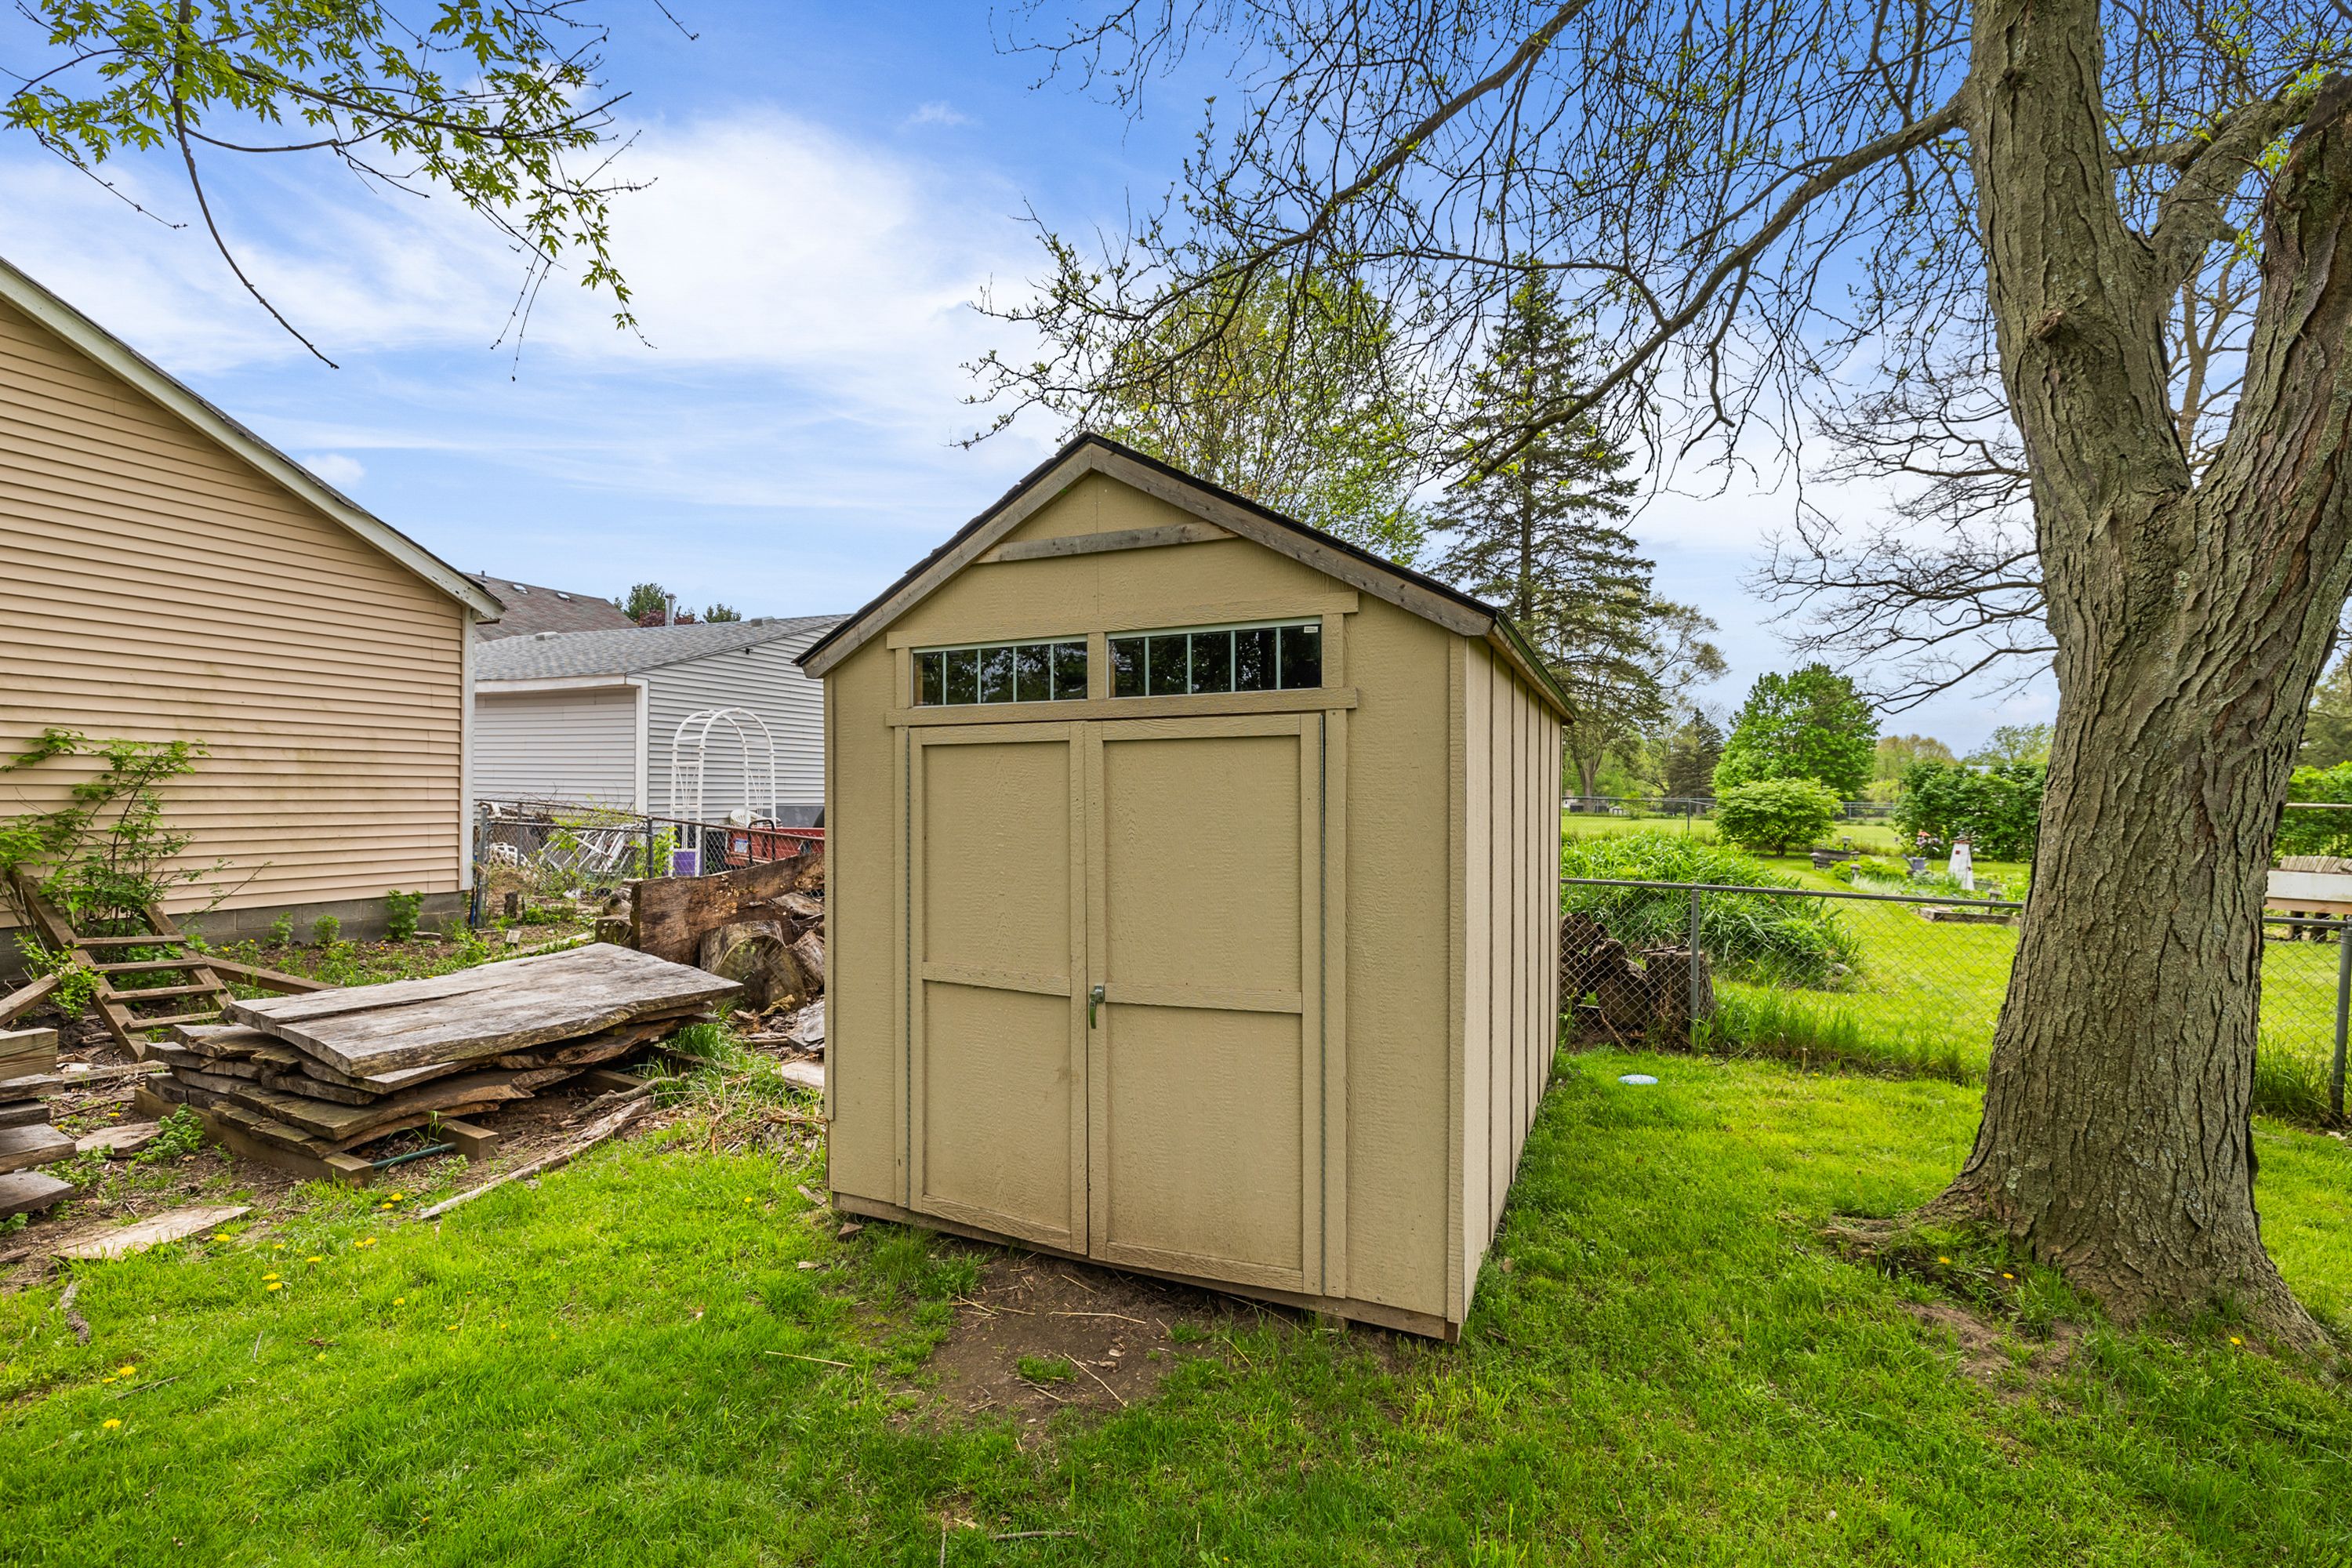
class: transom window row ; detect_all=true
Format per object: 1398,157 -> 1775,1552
1111,621 -> 1320,697
913,619 -> 1324,706
914,640 -> 1087,706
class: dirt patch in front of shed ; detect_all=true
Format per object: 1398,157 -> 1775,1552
913,1244 -> 1258,1440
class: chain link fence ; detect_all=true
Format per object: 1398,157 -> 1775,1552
471,800 -> 822,920
1561,876 -> 2350,1126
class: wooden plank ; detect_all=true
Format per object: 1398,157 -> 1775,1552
0,973 -> 60,1026
132,1085 -> 374,1185
633,861 -> 809,964
0,1027 -> 59,1080
0,1123 -> 74,1173
978,520 -> 1232,563
0,1062 -> 162,1096
169,1066 -> 568,1143
56,1203 -> 248,1261
74,1121 -> 159,1157
196,955 -> 328,993
225,945 -> 735,1074
0,1170 -> 71,1218
0,1101 -> 47,1129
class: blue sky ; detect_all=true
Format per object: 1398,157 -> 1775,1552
0,2 -> 2050,753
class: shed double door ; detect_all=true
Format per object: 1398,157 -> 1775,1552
906,714 -> 1327,1295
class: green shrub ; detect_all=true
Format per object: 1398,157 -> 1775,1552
1714,779 -> 1842,855
266,911 -> 296,948
310,913 -> 340,947
383,889 -> 424,942
1559,829 -> 1860,985
1893,759 -> 2045,860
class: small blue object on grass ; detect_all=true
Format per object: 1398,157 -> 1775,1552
1617,1073 -> 1659,1086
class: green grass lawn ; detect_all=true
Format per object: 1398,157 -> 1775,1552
8,1052 -> 2350,1566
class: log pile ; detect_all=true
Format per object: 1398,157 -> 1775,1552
612,848 -> 827,1027
1560,913 -> 1715,1039
137,943 -> 739,1168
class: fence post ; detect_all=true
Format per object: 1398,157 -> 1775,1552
2333,921 -> 2350,1124
1687,885 -> 1704,1040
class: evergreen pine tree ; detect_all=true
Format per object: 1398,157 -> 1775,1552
1434,281 -> 1718,793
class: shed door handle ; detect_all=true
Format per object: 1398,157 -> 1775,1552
1088,984 -> 1105,1028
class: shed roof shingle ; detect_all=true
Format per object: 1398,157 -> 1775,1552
474,615 -> 847,681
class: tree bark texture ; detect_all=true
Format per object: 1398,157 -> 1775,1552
1936,0 -> 2352,1345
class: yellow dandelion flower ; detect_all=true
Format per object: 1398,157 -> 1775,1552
2002,1272 -> 2015,1281
2230,1335 -> 2244,1346
116,1364 -> 135,1378
386,1192 -> 405,1202
356,1237 -> 376,1248
267,1283 -> 283,1291
393,1296 -> 406,1306
305,1255 -> 323,1264
1936,1257 -> 1950,1265
315,1352 -> 327,1362
271,1242 -> 285,1250
261,1272 -> 279,1282
102,1419 -> 121,1430
210,1232 -> 230,1242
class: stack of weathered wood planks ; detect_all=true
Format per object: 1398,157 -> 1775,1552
136,943 -> 738,1172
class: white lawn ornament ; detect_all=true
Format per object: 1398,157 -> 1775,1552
1947,837 -> 1976,892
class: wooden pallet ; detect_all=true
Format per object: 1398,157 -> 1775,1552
6,870 -> 234,1053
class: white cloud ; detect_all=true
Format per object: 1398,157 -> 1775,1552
905,100 -> 975,128
299,452 -> 366,489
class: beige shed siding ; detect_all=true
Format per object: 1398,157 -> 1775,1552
1455,641 -> 1563,1306
825,465 -> 1562,1334
0,296 -> 466,916
472,686 -> 641,807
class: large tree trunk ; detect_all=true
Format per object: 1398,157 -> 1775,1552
1935,2 -> 2352,1347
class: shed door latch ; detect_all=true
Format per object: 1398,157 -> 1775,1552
1087,984 -> 1105,1028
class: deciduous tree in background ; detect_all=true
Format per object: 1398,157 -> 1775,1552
2298,653 -> 2352,770
986,0 -> 2352,1341
1714,667 -> 1879,800
621,584 -> 673,624
3,2 -> 650,363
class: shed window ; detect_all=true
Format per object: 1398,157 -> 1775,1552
1109,620 -> 1322,698
915,639 -> 1088,705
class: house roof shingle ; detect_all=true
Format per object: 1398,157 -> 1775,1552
474,615 -> 848,682
466,576 -> 639,639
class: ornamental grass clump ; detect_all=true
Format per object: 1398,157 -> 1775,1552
1559,829 -> 1860,987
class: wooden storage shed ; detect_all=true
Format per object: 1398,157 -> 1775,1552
799,436 -> 1565,1338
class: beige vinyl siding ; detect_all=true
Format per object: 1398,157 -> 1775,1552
472,687 -> 641,808
647,632 -> 829,819
0,295 -> 467,918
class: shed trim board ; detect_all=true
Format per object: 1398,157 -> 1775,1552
798,434 -> 1570,719
818,454 -> 1561,1337
0,256 -> 499,621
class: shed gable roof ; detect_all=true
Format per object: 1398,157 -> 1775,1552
0,254 -> 500,619
795,434 -> 1569,715
475,615 -> 847,683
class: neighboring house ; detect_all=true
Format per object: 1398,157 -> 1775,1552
465,575 -> 636,640
0,256 -> 501,944
470,616 -> 844,824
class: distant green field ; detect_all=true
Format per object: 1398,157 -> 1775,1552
1559,821 -> 2343,1120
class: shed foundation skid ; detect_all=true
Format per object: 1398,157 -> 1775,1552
832,1192 -> 1455,1341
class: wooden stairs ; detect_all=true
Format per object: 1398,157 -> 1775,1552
5,869 -> 234,1053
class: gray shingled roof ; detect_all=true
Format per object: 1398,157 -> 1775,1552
475,615 -> 847,681
466,575 -> 637,639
